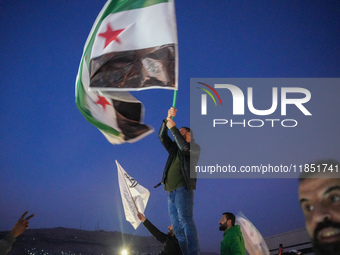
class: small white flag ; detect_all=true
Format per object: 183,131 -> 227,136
236,212 -> 270,255
116,160 -> 150,229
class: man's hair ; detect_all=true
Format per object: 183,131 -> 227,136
181,127 -> 193,139
223,212 -> 236,226
298,159 -> 340,181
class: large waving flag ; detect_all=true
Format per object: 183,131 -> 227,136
76,0 -> 178,144
116,160 -> 150,229
236,212 -> 270,255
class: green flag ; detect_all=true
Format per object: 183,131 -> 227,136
75,0 -> 178,144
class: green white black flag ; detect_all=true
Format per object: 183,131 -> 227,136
75,0 -> 178,144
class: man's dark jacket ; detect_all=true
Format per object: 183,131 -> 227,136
143,219 -> 182,255
157,120 -> 200,190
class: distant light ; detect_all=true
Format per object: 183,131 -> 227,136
121,249 -> 128,255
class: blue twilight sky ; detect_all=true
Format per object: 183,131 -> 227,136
1,1 -> 340,253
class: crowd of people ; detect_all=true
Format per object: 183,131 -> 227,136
2,107 -> 339,255
139,108 -> 340,255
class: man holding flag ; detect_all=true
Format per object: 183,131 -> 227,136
137,212 -> 182,255
156,107 -> 201,255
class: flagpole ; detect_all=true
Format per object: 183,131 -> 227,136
117,161 -> 139,213
172,90 -> 177,108
171,90 -> 178,119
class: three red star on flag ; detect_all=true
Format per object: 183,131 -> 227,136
98,23 -> 125,48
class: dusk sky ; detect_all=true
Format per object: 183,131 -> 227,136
1,1 -> 340,254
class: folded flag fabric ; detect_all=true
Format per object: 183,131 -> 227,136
75,0 -> 178,144
236,212 -> 270,255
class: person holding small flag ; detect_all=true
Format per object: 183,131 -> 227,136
137,212 -> 182,255
155,107 -> 201,255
